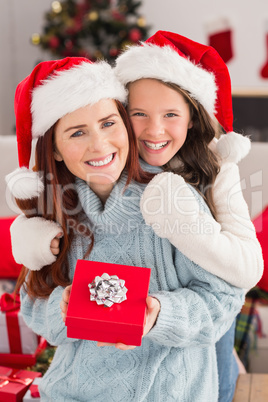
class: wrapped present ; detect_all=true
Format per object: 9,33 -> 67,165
0,366 -> 41,402
22,378 -> 42,402
0,337 -> 47,370
0,293 -> 38,355
66,260 -> 151,346
0,293 -> 47,369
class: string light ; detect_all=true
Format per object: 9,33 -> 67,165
31,33 -> 41,45
51,1 -> 62,14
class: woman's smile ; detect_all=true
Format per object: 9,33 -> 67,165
85,152 -> 115,167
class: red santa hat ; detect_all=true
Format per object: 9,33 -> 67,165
115,30 -> 250,163
6,57 -> 127,199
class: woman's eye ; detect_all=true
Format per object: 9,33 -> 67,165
103,121 -> 114,128
71,130 -> 83,138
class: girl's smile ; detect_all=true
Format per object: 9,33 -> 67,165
128,78 -> 193,166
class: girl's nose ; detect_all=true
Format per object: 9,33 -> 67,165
145,118 -> 165,137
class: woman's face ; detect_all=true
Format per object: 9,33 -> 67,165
54,99 -> 129,199
128,79 -> 193,166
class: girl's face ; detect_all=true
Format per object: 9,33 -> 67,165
128,79 -> 193,166
54,99 -> 129,200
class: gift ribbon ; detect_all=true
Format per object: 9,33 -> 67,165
0,293 -> 22,354
30,384 -> 40,398
0,368 -> 33,389
88,273 -> 128,307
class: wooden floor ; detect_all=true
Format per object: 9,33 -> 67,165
233,374 -> 268,402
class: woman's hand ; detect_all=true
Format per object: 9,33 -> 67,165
60,285 -> 72,322
97,296 -> 160,350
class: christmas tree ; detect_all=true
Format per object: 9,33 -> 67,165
31,0 -> 150,64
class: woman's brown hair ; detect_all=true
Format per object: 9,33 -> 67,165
15,100 -> 153,298
162,82 -> 220,218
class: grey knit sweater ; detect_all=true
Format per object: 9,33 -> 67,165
20,170 -> 244,402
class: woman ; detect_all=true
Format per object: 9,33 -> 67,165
6,56 -> 244,401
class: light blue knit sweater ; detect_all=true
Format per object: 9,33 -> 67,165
20,170 -> 244,402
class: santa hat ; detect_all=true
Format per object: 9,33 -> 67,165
6,57 -> 127,199
115,30 -> 250,163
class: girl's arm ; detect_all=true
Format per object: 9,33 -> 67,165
10,214 -> 62,271
146,254 -> 245,348
140,134 -> 264,290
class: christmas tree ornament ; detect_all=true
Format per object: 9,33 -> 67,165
129,28 -> 142,42
49,36 -> 60,49
88,11 -> 99,21
94,50 -> 103,59
206,17 -> 234,64
137,17 -> 146,27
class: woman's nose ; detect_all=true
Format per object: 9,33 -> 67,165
87,131 -> 105,152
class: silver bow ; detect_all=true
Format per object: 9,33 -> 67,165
88,273 -> 128,307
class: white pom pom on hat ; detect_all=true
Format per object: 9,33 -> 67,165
115,30 -> 250,161
6,57 -> 127,199
6,167 -> 44,200
216,132 -> 251,163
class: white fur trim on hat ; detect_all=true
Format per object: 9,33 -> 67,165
216,132 -> 251,163
31,61 -> 128,138
115,43 -> 217,115
5,167 -> 44,199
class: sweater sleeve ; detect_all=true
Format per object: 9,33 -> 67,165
146,253 -> 245,348
20,284 -> 77,346
140,167 -> 263,290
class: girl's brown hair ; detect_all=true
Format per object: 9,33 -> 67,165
162,82 -> 220,218
15,100 -> 153,298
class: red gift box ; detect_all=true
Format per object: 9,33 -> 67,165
0,366 -> 41,402
66,260 -> 151,346
22,377 -> 42,401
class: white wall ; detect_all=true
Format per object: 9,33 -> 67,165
0,0 -> 52,139
140,0 -> 268,91
1,0 -> 268,139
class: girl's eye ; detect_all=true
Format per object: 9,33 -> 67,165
132,112 -> 146,117
103,121 -> 114,128
165,113 -> 177,117
71,130 -> 83,138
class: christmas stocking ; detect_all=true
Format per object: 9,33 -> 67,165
260,29 -> 268,78
206,18 -> 234,63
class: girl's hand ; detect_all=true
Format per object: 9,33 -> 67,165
50,233 -> 62,256
97,296 -> 160,350
60,285 -> 72,322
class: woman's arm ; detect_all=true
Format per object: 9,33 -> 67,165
20,283 -> 76,346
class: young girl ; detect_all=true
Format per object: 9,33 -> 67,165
6,56 -> 244,401
114,30 -> 263,402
